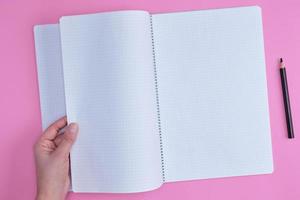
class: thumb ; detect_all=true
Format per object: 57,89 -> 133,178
55,123 -> 79,158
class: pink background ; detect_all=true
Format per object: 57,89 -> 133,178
0,0 -> 299,199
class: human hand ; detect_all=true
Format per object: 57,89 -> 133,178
34,116 -> 79,200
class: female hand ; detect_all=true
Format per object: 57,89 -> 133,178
34,117 -> 79,200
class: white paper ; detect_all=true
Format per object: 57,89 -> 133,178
34,24 -> 66,130
34,6 -> 274,193
152,6 -> 273,182
59,11 -> 162,193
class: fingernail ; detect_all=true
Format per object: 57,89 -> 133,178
68,123 -> 78,134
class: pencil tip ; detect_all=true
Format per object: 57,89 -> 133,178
280,58 -> 283,63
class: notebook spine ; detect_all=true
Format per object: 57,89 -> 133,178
150,15 -> 165,182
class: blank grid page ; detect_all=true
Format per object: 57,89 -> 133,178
152,6 -> 273,182
34,25 -> 66,130
60,11 -> 162,192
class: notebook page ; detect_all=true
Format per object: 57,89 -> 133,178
152,6 -> 273,182
34,25 -> 66,130
60,11 -> 162,192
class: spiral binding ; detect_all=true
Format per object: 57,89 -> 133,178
150,15 -> 165,182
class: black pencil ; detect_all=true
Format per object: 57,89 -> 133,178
279,58 -> 294,139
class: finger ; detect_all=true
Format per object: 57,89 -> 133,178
53,126 -> 67,147
54,134 -> 64,147
42,116 -> 67,141
54,123 -> 79,158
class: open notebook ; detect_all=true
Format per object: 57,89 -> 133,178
34,6 -> 273,193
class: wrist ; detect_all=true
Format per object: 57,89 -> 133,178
36,190 -> 64,200
36,191 -> 52,200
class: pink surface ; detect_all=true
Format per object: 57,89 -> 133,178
0,0 -> 299,199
